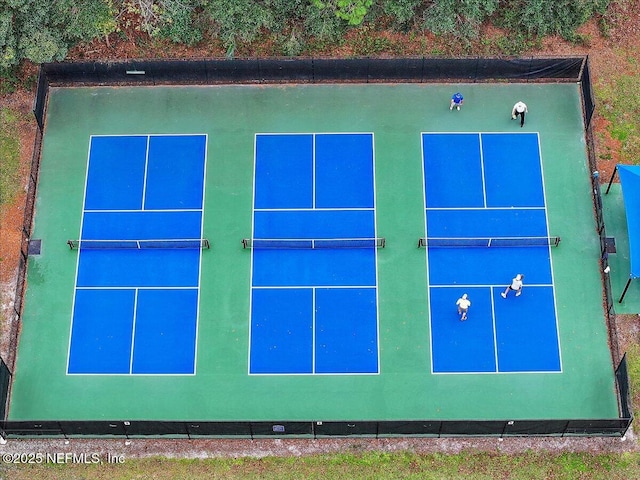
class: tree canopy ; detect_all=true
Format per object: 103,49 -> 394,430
0,0 -> 610,71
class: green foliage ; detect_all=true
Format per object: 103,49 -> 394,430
280,30 -> 305,56
154,0 -> 204,45
421,0 -> 499,39
304,1 -> 346,42
496,0 -> 610,41
58,0 -> 117,41
376,0 -> 421,31
204,0 -> 274,57
0,107 -> 21,206
0,0 -> 117,70
312,0 -> 373,26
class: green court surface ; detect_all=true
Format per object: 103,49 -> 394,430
10,83 -> 619,422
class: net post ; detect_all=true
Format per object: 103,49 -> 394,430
619,277 -> 632,303
417,238 -> 426,248
242,239 -> 250,249
605,167 -> 617,195
379,237 -> 385,248
67,240 -> 75,250
202,239 -> 210,249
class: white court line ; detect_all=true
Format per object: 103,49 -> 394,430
312,134 -> 316,209
76,286 -> 199,290
192,133 -> 209,376
536,132 -> 563,373
254,207 -> 374,212
141,135 -> 150,210
426,206 -> 545,211
83,208 -> 204,213
429,283 -> 554,288
432,370 -> 562,376
478,133 -> 488,207
66,135 -> 95,375
129,288 -> 139,374
247,134 -> 259,375
312,288 -> 317,374
251,285 -> 377,289
371,132 -> 381,375
490,288 -> 499,373
419,133 -> 435,375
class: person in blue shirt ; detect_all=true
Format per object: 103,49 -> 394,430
450,92 -> 464,111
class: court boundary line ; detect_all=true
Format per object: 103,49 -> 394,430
66,133 -> 207,377
141,136 -> 150,209
426,206 -> 545,211
312,134 -> 316,209
429,283 -> 554,288
420,131 -> 434,375
193,133 -> 209,376
129,288 -> 139,374
248,132 -> 381,376
65,135 -> 95,375
422,131 -> 563,375
76,286 -> 201,290
490,288 -> 499,373
534,132 -> 563,372
251,285 -> 377,289
254,207 -> 374,212
478,133 -> 488,207
83,208 -> 205,213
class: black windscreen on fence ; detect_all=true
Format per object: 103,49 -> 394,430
1,418 -> 632,439
581,57 -> 596,127
42,57 -> 587,86
0,358 -> 11,421
616,354 -> 634,420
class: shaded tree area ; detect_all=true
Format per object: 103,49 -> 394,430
0,0 -> 611,73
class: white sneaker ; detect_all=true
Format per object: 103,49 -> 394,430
450,106 -> 453,110
500,292 -> 506,298
516,291 -> 521,296
457,106 -> 460,111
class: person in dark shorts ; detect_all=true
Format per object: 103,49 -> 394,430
511,101 -> 528,127
501,274 -> 524,298
456,293 -> 471,320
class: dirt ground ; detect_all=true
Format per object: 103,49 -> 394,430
0,6 -> 639,457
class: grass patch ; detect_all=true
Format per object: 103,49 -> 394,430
595,68 -> 640,166
0,107 -> 21,206
1,452 -> 640,479
626,342 -> 640,413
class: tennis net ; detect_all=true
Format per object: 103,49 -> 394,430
242,237 -> 385,249
67,239 -> 210,250
417,236 -> 561,248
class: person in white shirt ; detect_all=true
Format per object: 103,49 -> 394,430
456,293 -> 471,321
501,274 -> 524,298
511,101 -> 528,127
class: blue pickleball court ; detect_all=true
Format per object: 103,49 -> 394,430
67,134 -> 207,375
249,133 -> 380,375
422,132 -> 561,374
